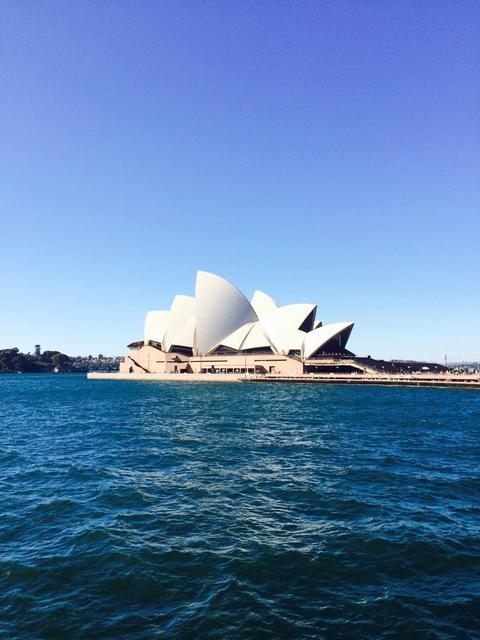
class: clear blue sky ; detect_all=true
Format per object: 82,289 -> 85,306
1,1 -> 479,361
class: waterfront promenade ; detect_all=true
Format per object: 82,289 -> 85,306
88,371 -> 480,389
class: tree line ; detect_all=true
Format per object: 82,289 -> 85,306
0,348 -> 72,373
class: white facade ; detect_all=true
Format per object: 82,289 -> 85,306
141,271 -> 354,360
251,290 -> 278,318
259,304 -> 317,356
303,322 -> 354,359
163,295 -> 195,351
194,271 -> 258,355
144,310 -> 170,345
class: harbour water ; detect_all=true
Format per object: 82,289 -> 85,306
1,374 -> 479,638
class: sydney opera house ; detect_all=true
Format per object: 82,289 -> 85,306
120,271 -> 357,376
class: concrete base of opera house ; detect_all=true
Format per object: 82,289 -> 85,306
87,371 -> 480,389
87,371 -> 245,382
117,344 -> 308,376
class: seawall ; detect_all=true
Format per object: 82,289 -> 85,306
87,372 -> 480,389
87,372 -> 243,382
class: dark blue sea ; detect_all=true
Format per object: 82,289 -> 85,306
1,375 -> 479,639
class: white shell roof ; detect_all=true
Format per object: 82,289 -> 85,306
260,304 -> 317,355
163,295 -> 195,351
220,322 -> 255,350
144,310 -> 170,345
251,290 -> 278,318
169,313 -> 196,349
195,271 -> 258,355
240,322 -> 272,350
142,272 -> 354,357
303,322 -> 354,359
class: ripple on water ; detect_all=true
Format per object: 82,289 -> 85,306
0,375 -> 479,639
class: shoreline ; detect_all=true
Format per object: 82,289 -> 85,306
87,371 -> 480,389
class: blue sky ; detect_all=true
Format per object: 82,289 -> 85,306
1,1 -> 479,361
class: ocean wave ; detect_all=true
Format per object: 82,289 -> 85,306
0,375 -> 479,638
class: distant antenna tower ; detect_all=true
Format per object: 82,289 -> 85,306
35,344 -> 41,357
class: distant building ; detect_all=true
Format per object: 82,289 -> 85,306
34,344 -> 41,357
120,271 -> 355,375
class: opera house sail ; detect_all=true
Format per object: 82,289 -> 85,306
120,271 -> 355,375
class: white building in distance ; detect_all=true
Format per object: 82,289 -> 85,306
120,271 -> 357,375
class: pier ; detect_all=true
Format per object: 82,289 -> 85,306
243,372 -> 480,389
